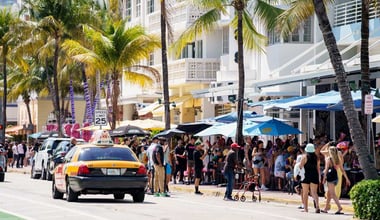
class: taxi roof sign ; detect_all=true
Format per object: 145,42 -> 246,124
89,130 -> 114,145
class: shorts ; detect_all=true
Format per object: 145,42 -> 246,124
165,164 -> 172,175
275,171 -> 285,178
187,160 -> 195,168
194,167 -> 202,179
327,179 -> 338,185
252,161 -> 264,169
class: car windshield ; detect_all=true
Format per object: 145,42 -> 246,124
78,147 -> 137,162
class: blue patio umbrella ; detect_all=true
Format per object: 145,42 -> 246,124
28,132 -> 42,139
212,111 -> 288,123
195,121 -> 258,137
245,119 -> 302,136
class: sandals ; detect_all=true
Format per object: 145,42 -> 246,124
315,209 -> 320,213
321,210 -> 328,213
335,211 -> 344,215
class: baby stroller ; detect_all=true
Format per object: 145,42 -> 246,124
233,168 -> 261,202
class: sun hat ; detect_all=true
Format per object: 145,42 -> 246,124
305,143 -> 315,153
231,143 -> 240,149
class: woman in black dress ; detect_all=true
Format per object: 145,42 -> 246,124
299,143 -> 320,213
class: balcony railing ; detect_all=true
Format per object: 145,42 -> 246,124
147,3 -> 205,32
334,0 -> 380,27
166,58 -> 219,84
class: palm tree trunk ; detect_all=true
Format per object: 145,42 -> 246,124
53,36 -> 62,137
82,65 -> 93,124
360,0 -> 370,144
110,72 -> 120,130
161,0 -> 170,130
2,44 -> 7,143
24,93 -> 33,128
235,2 -> 245,146
313,0 -> 378,179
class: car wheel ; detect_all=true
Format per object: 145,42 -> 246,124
52,179 -> 64,199
40,164 -> 47,180
31,162 -> 40,179
132,190 -> 145,203
113,193 -> 125,200
0,173 -> 4,182
66,181 -> 78,202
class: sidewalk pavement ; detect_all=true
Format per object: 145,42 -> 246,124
7,166 -> 354,214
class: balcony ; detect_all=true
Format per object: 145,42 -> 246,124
147,3 -> 205,33
164,58 -> 219,85
334,0 -> 380,27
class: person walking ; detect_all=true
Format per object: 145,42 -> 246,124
185,137 -> 196,185
17,142 -> 25,168
223,143 -> 240,201
193,140 -> 208,195
252,140 -> 268,190
11,142 -> 18,168
321,146 -> 350,214
146,137 -> 158,195
174,139 -> 186,184
299,143 -> 321,213
153,138 -> 167,197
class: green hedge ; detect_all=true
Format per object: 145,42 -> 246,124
350,179 -> 380,220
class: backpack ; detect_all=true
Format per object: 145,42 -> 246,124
153,144 -> 164,165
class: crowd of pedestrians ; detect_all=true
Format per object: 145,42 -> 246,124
1,140 -> 34,169
119,130 -> 359,216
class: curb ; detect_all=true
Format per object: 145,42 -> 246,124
170,185 -> 354,213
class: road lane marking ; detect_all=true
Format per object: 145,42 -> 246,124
173,197 -> 300,220
0,193 -> 109,220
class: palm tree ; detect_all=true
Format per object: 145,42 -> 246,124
62,22 -> 161,129
7,65 -> 45,132
22,0 -> 102,136
173,0 -> 280,145
279,1 -> 378,179
0,9 -> 19,143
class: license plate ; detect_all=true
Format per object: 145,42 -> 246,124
106,168 -> 121,175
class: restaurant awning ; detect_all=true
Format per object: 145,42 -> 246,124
5,125 -> 24,134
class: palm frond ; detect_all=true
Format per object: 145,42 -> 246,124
171,8 -> 221,57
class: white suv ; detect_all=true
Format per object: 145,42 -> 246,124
31,138 -> 84,180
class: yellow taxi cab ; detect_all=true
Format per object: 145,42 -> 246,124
52,130 -> 148,202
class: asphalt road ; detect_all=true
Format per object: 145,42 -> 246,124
0,173 -> 353,220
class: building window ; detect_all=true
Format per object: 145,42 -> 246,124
124,0 -> 131,21
268,17 -> 312,45
196,40 -> 203,58
303,18 -> 312,43
180,40 -> 202,59
222,27 -> 229,54
148,53 -> 154,66
136,0 -> 141,17
147,0 -> 154,14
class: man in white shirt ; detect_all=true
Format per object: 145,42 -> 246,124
146,137 -> 159,194
17,142 -> 26,168
11,143 -> 18,168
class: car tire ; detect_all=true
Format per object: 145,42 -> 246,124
132,190 -> 145,203
40,164 -> 47,180
0,173 -> 4,182
31,162 -> 41,179
113,193 -> 125,200
52,179 -> 64,199
66,181 -> 78,202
